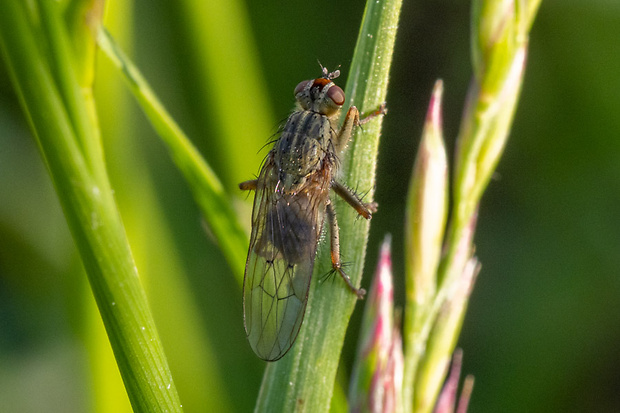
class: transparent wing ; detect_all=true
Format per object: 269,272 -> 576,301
243,160 -> 329,361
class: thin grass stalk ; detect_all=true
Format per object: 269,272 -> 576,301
96,28 -> 249,284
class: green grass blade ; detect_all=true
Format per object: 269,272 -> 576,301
94,4 -> 236,409
36,0 -> 103,179
0,2 -> 182,411
175,0 -> 274,191
254,0 -> 402,411
96,27 -> 248,284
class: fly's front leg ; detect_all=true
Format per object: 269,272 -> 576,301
332,106 -> 359,154
332,181 -> 377,219
333,103 -> 387,154
358,102 -> 388,125
326,201 -> 366,299
239,179 -> 258,191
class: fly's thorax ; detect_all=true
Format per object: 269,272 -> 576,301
274,110 -> 336,191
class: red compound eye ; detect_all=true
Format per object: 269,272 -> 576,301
294,80 -> 311,95
327,85 -> 345,106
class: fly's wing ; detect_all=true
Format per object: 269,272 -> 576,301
243,161 -> 329,361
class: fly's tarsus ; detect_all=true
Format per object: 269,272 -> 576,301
333,264 -> 366,299
359,102 -> 388,126
364,201 -> 378,214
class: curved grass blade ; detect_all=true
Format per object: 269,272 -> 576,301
96,28 -> 248,284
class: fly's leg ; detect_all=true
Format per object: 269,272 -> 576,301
333,106 -> 360,154
333,103 -> 387,154
239,179 -> 258,191
331,181 -> 377,219
359,102 -> 388,125
326,201 -> 366,299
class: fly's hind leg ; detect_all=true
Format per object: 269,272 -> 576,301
326,201 -> 366,299
239,179 -> 258,191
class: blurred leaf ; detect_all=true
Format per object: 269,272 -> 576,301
402,80 -> 448,411
174,0 -> 274,190
349,236 -> 403,413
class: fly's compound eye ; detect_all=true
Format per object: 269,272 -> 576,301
327,85 -> 345,106
294,80 -> 312,96
295,80 -> 314,110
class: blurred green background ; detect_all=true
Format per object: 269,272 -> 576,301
1,0 -> 618,411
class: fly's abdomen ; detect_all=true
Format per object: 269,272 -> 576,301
243,159 -> 331,361
263,202 -> 317,263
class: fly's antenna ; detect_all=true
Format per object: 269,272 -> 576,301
328,68 -> 341,80
317,60 -> 327,77
317,60 -> 341,80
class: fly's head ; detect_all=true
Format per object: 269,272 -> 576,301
294,68 -> 345,117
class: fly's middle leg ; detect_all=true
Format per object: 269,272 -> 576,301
331,181 -> 377,219
326,201 -> 366,299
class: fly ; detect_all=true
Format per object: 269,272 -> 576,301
239,67 -> 385,361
